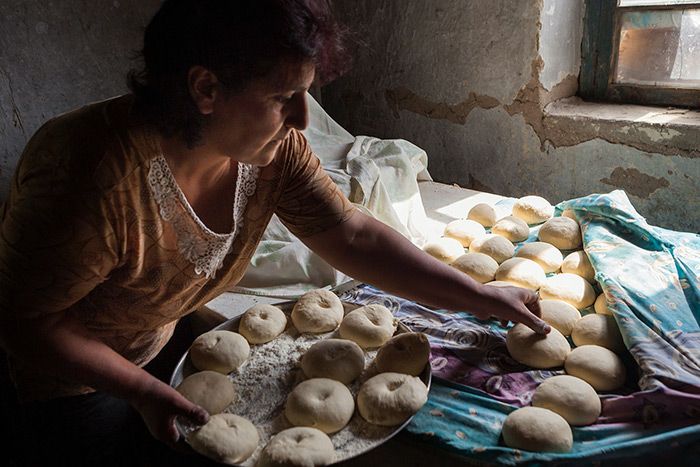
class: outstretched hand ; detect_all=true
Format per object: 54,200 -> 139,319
473,285 -> 551,334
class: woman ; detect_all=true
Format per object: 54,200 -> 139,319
0,1 -> 549,465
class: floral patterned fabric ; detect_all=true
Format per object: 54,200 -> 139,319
339,190 -> 700,465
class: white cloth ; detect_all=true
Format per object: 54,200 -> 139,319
232,94 -> 431,297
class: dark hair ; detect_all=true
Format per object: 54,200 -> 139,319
128,0 -> 351,147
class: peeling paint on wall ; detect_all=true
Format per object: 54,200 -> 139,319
600,167 -> 670,199
385,87 -> 499,124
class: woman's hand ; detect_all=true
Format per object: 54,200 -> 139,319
129,378 -> 209,448
474,285 -> 551,334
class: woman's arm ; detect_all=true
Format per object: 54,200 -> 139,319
301,210 -> 550,334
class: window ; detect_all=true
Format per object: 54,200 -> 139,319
580,0 -> 700,108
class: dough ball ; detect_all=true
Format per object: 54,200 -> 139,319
301,339 -> 365,384
571,313 -> 625,353
515,241 -> 563,273
285,378 -> 354,434
512,196 -> 554,225
502,406 -> 573,453
443,219 -> 486,247
531,375 -> 601,426
375,332 -> 431,376
565,345 -> 626,391
338,304 -> 397,349
506,323 -> 571,369
561,250 -> 595,283
451,252 -> 499,283
422,237 -> 464,264
257,427 -> 335,467
357,372 -> 428,426
467,203 -> 498,227
594,293 -> 612,316
187,414 -> 259,465
562,209 -> 577,220
538,217 -> 582,250
484,280 -> 521,288
176,371 -> 235,415
190,331 -> 250,374
539,299 -> 581,336
239,304 -> 287,344
539,273 -> 596,309
291,290 -> 344,334
469,234 -> 515,264
491,216 -> 530,243
495,257 -> 546,290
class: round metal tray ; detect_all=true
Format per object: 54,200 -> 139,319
169,300 -> 432,465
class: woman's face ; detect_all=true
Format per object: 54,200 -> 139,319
205,60 -> 316,166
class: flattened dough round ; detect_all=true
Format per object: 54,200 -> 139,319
285,378 -> 354,434
357,372 -> 428,426
502,406 -> 573,452
539,273 -> 596,309
291,290 -> 344,334
594,293 -> 612,315
491,216 -> 530,243
539,299 -> 581,336
565,345 -> 626,391
257,427 -> 335,467
339,304 -> 396,349
532,375 -> 601,426
451,252 -> 499,283
187,413 -> 259,464
495,257 -> 546,290
238,304 -> 287,344
512,196 -> 554,225
375,332 -> 431,376
443,219 -> 486,247
506,323 -> 571,369
176,371 -> 235,415
538,217 -> 582,250
561,250 -> 595,283
467,203 -> 499,227
422,237 -> 464,264
469,234 -> 514,264
571,313 -> 625,352
515,241 -> 563,273
190,330 -> 250,374
301,338 -> 365,384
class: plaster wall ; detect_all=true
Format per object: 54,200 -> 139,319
323,0 -> 699,232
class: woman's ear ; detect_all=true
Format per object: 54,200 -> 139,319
187,65 -> 220,115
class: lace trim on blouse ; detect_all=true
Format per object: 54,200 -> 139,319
147,154 -> 260,279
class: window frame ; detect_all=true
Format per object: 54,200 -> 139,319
579,0 -> 700,108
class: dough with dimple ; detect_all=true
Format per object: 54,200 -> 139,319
357,372 -> 428,426
422,237 -> 464,264
502,406 -> 572,452
451,252 -> 499,283
495,257 -> 546,290
538,217 -> 582,250
594,293 -> 612,315
285,378 -> 354,434
491,216 -> 530,243
375,332 -> 431,376
176,371 -> 235,415
338,304 -> 396,349
565,345 -> 626,391
301,339 -> 365,384
469,234 -> 514,264
443,219 -> 486,247
572,313 -> 625,352
539,273 -> 596,309
467,203 -> 499,227
291,290 -> 344,333
539,299 -> 581,336
257,427 -> 335,467
239,304 -> 287,344
515,241 -> 563,273
506,323 -> 571,369
190,330 -> 250,374
531,375 -> 601,426
187,413 -> 259,465
561,250 -> 595,283
512,196 -> 554,225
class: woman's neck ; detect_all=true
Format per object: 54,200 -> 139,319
159,134 -> 234,185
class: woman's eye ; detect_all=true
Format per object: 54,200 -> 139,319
275,95 -> 293,103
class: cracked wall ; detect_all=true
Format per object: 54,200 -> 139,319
323,0 -> 699,232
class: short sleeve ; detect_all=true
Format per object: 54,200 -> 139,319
274,130 -> 355,238
0,120 -> 120,320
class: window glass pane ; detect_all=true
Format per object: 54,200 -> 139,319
615,9 -> 700,88
619,1 -> 700,7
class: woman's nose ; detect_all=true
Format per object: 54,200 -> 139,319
284,93 -> 309,131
